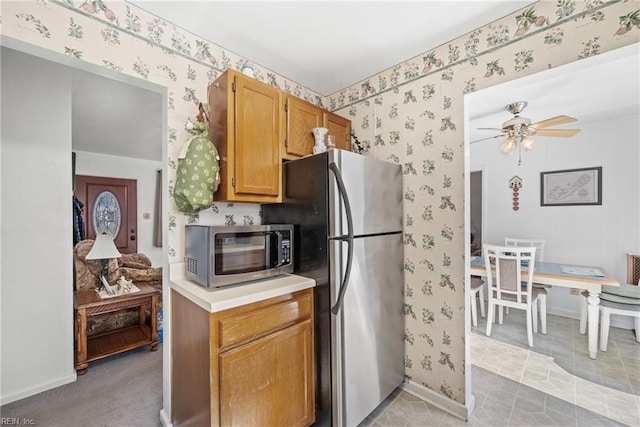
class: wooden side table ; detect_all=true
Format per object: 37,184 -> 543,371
74,282 -> 160,375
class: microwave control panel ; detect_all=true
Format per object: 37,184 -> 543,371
282,238 -> 291,264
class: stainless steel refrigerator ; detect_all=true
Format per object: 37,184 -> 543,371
263,149 -> 404,427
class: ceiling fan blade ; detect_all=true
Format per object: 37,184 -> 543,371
529,115 -> 577,129
535,128 -> 581,137
477,127 -> 504,131
470,134 -> 506,143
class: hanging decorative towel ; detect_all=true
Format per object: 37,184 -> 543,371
174,121 -> 220,213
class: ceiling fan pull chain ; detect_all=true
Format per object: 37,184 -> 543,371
518,142 -> 523,166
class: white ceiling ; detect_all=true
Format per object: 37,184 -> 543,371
67,1 -> 637,162
130,0 -> 534,95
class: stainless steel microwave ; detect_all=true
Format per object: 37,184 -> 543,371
185,224 -> 294,288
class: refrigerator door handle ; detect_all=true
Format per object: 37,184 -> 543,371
329,162 -> 354,315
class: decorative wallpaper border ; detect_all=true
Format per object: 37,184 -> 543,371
24,0 -> 327,106
328,0 -> 638,111
2,0 -> 639,414
327,0 -> 639,408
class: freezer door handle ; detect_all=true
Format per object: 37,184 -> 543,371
329,162 -> 354,315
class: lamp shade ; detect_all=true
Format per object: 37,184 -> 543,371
86,233 -> 122,260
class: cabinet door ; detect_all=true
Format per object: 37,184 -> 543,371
234,75 -> 281,197
285,97 -> 323,158
219,320 -> 315,427
324,111 -> 352,151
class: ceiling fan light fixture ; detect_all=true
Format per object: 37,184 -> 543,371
521,137 -> 535,151
472,100 -> 581,165
500,137 -> 517,154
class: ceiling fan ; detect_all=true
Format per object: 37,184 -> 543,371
472,101 -> 581,164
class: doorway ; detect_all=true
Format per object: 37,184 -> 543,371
470,170 -> 482,253
75,175 -> 138,254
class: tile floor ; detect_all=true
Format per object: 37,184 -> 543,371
360,311 -> 639,426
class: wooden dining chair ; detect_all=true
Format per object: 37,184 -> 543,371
484,244 -> 545,347
504,237 -> 548,334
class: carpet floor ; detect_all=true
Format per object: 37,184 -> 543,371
1,345 -> 163,426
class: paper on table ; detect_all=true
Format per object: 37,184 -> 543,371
97,283 -> 141,299
560,266 -> 605,277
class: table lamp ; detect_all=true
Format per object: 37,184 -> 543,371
86,233 -> 122,295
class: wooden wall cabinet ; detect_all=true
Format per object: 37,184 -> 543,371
324,111 -> 352,151
208,70 -> 352,200
171,288 -> 315,427
283,96 -> 323,159
208,69 -> 282,203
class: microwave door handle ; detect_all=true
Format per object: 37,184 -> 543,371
274,231 -> 283,267
264,231 -> 283,268
265,231 -> 272,268
329,162 -> 354,316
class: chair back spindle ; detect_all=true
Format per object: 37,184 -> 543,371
504,237 -> 545,262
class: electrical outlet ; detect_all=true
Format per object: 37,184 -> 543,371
570,288 -> 579,296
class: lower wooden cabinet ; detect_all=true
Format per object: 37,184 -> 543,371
171,288 -> 315,427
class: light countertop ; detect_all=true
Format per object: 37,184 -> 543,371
170,274 -> 316,313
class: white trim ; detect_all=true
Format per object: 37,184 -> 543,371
0,373 -> 76,406
159,408 -> 173,427
0,36 -> 166,95
402,379 -> 475,421
548,307 -> 637,330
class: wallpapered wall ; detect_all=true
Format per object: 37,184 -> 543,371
325,0 -> 639,406
2,0 -> 638,411
1,0 -> 326,265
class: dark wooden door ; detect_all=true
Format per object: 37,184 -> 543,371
74,175 -> 137,254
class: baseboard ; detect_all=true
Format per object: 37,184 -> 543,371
0,372 -> 77,406
402,379 -> 474,421
547,308 -> 636,330
159,408 -> 172,427
547,307 -> 578,320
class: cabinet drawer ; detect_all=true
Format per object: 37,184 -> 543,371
217,291 -> 312,350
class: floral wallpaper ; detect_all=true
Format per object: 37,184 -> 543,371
2,0 -> 639,411
327,0 -> 639,406
0,0 -> 325,263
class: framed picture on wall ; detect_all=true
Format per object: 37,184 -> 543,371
540,166 -> 602,206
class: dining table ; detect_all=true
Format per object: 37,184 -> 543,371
470,256 -> 620,359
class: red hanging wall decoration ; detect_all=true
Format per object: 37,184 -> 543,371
509,176 -> 523,211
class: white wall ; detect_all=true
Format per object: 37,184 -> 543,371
471,113 -> 640,324
74,151 -> 163,267
1,47 -> 76,404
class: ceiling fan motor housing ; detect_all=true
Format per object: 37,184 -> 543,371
506,101 -> 528,115
502,116 -> 532,132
